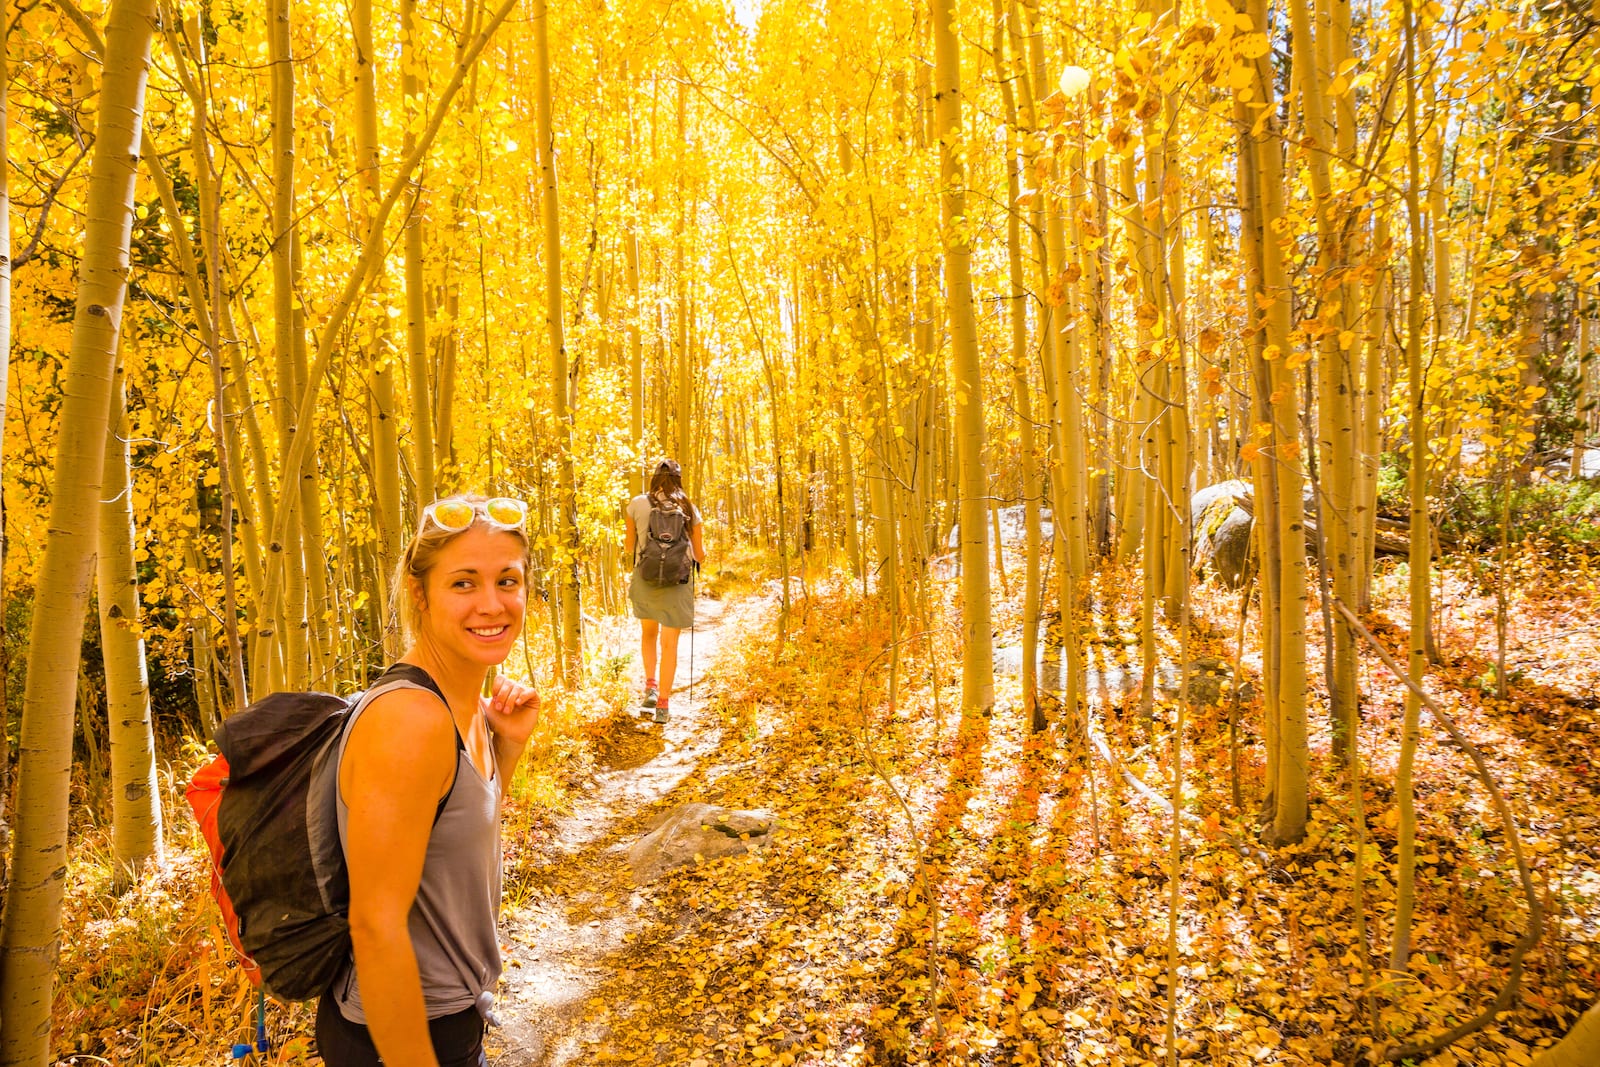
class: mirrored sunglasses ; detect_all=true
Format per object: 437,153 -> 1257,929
421,496 -> 529,533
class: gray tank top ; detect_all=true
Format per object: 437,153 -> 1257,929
331,675 -> 502,1023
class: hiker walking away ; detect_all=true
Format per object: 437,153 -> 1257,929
318,495 -> 540,1067
623,458 -> 706,723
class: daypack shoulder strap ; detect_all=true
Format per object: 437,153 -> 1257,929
358,663 -> 463,820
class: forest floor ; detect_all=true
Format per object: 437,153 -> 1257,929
47,545 -> 1600,1067
488,594 -> 737,1065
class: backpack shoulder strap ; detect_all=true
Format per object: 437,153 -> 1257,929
365,663 -> 463,821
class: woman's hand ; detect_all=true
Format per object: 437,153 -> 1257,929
485,674 -> 540,747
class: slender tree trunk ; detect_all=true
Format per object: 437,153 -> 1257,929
402,0 -> 435,504
1536,1000 -> 1600,1067
266,0 -> 309,692
1288,0 -> 1360,752
1241,0 -> 1308,842
357,0 -> 404,659
98,358 -> 162,887
0,30 -> 11,808
1575,307 -> 1596,479
0,1 -> 158,1058
531,0 -> 584,684
1391,0 -> 1433,967
932,0 -> 994,716
994,0 -> 1043,731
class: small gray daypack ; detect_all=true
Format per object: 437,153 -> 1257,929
636,502 -> 693,585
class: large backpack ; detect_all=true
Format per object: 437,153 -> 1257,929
185,664 -> 452,1002
635,500 -> 694,586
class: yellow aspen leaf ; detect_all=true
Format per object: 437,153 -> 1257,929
1338,330 -> 1356,350
1237,32 -> 1270,59
1199,327 -> 1223,354
1263,343 -> 1282,361
1135,302 -> 1160,329
1228,63 -> 1254,90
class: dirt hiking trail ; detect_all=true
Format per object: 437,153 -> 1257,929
488,595 -> 742,1065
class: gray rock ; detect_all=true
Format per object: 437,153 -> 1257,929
1193,481 -> 1254,588
627,802 -> 776,884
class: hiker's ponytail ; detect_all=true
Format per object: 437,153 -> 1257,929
649,461 -> 697,523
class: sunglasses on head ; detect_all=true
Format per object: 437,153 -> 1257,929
420,497 -> 529,533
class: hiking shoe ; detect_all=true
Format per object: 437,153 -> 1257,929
653,706 -> 670,724
642,684 -> 658,709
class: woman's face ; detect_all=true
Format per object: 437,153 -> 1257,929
410,525 -> 528,670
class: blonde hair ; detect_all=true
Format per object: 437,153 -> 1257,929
392,493 -> 532,644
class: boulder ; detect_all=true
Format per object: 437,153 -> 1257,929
627,802 -> 776,884
1193,481 -> 1254,588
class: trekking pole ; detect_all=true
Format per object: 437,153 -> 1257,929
690,563 -> 697,709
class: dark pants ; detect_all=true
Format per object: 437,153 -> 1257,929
315,995 -> 486,1067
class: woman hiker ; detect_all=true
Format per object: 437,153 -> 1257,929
623,458 -> 706,723
318,494 -> 541,1067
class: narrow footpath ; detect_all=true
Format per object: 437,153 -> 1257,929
488,597 -> 734,1066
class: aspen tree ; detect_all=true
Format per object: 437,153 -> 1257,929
993,0 -> 1043,730
1021,2 -> 1089,726
290,231 -> 334,683
402,0 -> 436,505
1575,306 -> 1596,479
1535,999 -> 1600,1066
1287,0 -> 1360,747
141,11 -> 253,702
267,0 -> 309,692
931,0 -> 995,715
624,70 -> 646,500
1391,0 -> 1432,968
531,0 -> 585,684
98,358 -> 162,886
355,0 -> 403,660
0,33 -> 9,612
256,0 -> 522,677
0,0 -> 158,1056
1239,0 -> 1309,842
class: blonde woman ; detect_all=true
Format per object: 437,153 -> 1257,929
622,459 -> 706,722
317,495 -> 540,1067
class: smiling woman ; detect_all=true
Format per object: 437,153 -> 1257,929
317,494 -> 542,1067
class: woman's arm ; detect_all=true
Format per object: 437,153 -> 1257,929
622,508 -> 637,564
691,521 -> 706,563
485,674 -> 541,785
341,690 -> 459,1067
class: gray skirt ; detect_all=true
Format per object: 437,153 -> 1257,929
629,573 -> 695,630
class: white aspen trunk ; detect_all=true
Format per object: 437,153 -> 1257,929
1536,999 -> 1600,1067
1,34 -> 13,794
402,0 -> 435,504
357,0 -> 404,660
1243,0 -> 1309,843
1391,0 -> 1433,967
98,358 -> 163,886
1571,304 -> 1595,479
266,0 -> 309,691
531,0 -> 585,684
0,1 -> 158,1058
932,0 -> 995,716
994,0 -> 1043,730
